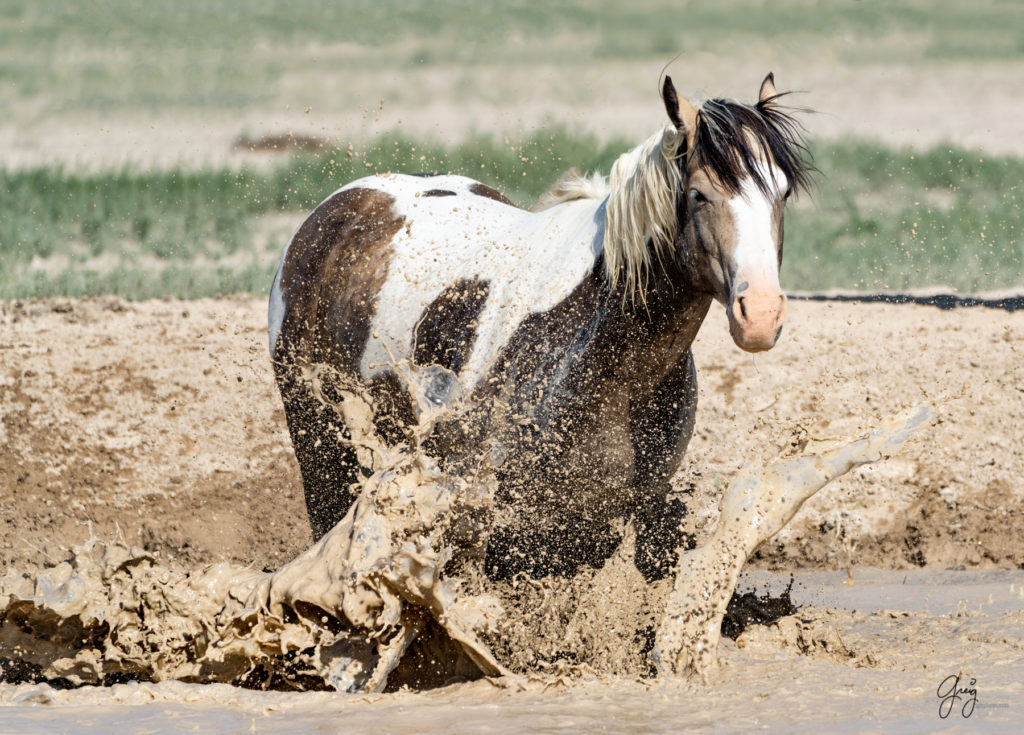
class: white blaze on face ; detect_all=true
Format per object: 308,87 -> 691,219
728,167 -> 786,292
724,164 -> 788,353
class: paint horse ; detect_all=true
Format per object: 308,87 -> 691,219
269,74 -> 813,580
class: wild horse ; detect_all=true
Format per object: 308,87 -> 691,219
269,74 -> 813,581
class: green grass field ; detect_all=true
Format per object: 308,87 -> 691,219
3,1 -> 1020,119
1,131 -> 1020,299
1,0 -> 1021,299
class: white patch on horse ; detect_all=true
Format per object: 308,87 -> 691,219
727,165 -> 787,295
355,174 -> 603,391
267,259 -> 287,354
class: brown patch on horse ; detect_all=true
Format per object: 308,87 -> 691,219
680,167 -> 739,281
772,196 -> 786,266
422,189 -> 457,197
274,187 -> 405,372
366,370 -> 417,446
478,265 -> 711,579
469,182 -> 515,207
272,187 -> 407,539
413,278 -> 491,374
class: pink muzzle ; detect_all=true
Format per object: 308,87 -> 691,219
728,287 -> 787,353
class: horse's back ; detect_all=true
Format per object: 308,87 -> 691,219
271,173 -> 602,390
269,174 -> 514,369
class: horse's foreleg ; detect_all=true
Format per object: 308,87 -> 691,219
652,405 -> 935,679
631,352 -> 699,581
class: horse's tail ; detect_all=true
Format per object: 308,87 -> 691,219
530,167 -> 609,212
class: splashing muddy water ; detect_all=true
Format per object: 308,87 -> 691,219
0,353 -> 935,694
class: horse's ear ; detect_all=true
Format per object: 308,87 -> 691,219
662,76 -> 698,136
758,72 -> 778,105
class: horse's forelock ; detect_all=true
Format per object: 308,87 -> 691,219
693,97 -> 814,197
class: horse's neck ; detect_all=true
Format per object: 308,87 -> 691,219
561,260 -> 710,410
619,284 -> 712,380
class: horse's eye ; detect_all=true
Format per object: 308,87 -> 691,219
783,188 -> 793,201
688,188 -> 708,204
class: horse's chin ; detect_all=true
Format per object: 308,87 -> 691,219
728,319 -> 784,353
734,340 -> 776,354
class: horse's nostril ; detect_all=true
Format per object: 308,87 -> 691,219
738,297 -> 747,321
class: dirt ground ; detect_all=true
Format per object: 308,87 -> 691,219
0,297 -> 309,573
2,295 -> 1022,574
2,294 -> 1023,730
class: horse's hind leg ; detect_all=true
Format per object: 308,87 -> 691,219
274,363 -> 362,540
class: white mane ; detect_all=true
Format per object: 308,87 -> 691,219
530,125 -> 685,304
530,167 -> 610,212
603,124 -> 685,303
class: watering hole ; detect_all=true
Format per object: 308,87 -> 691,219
2,295 -> 1024,729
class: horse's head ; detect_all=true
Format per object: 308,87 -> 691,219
663,74 -> 812,353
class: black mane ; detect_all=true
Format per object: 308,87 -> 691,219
691,95 -> 815,197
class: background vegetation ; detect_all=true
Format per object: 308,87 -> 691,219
5,0 -> 1021,116
1,0 -> 1020,299
2,132 -> 1020,299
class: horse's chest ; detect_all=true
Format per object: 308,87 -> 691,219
491,370 -> 642,517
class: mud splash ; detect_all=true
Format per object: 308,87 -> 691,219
0,359 -> 934,692
2,364 -> 507,692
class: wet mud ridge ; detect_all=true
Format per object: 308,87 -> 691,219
792,289 -> 1024,312
0,543 -> 799,693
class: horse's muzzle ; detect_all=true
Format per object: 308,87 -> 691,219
728,290 -> 786,353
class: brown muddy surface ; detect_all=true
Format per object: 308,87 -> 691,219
2,296 -> 1021,574
2,567 -> 1022,732
2,296 -> 1023,729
